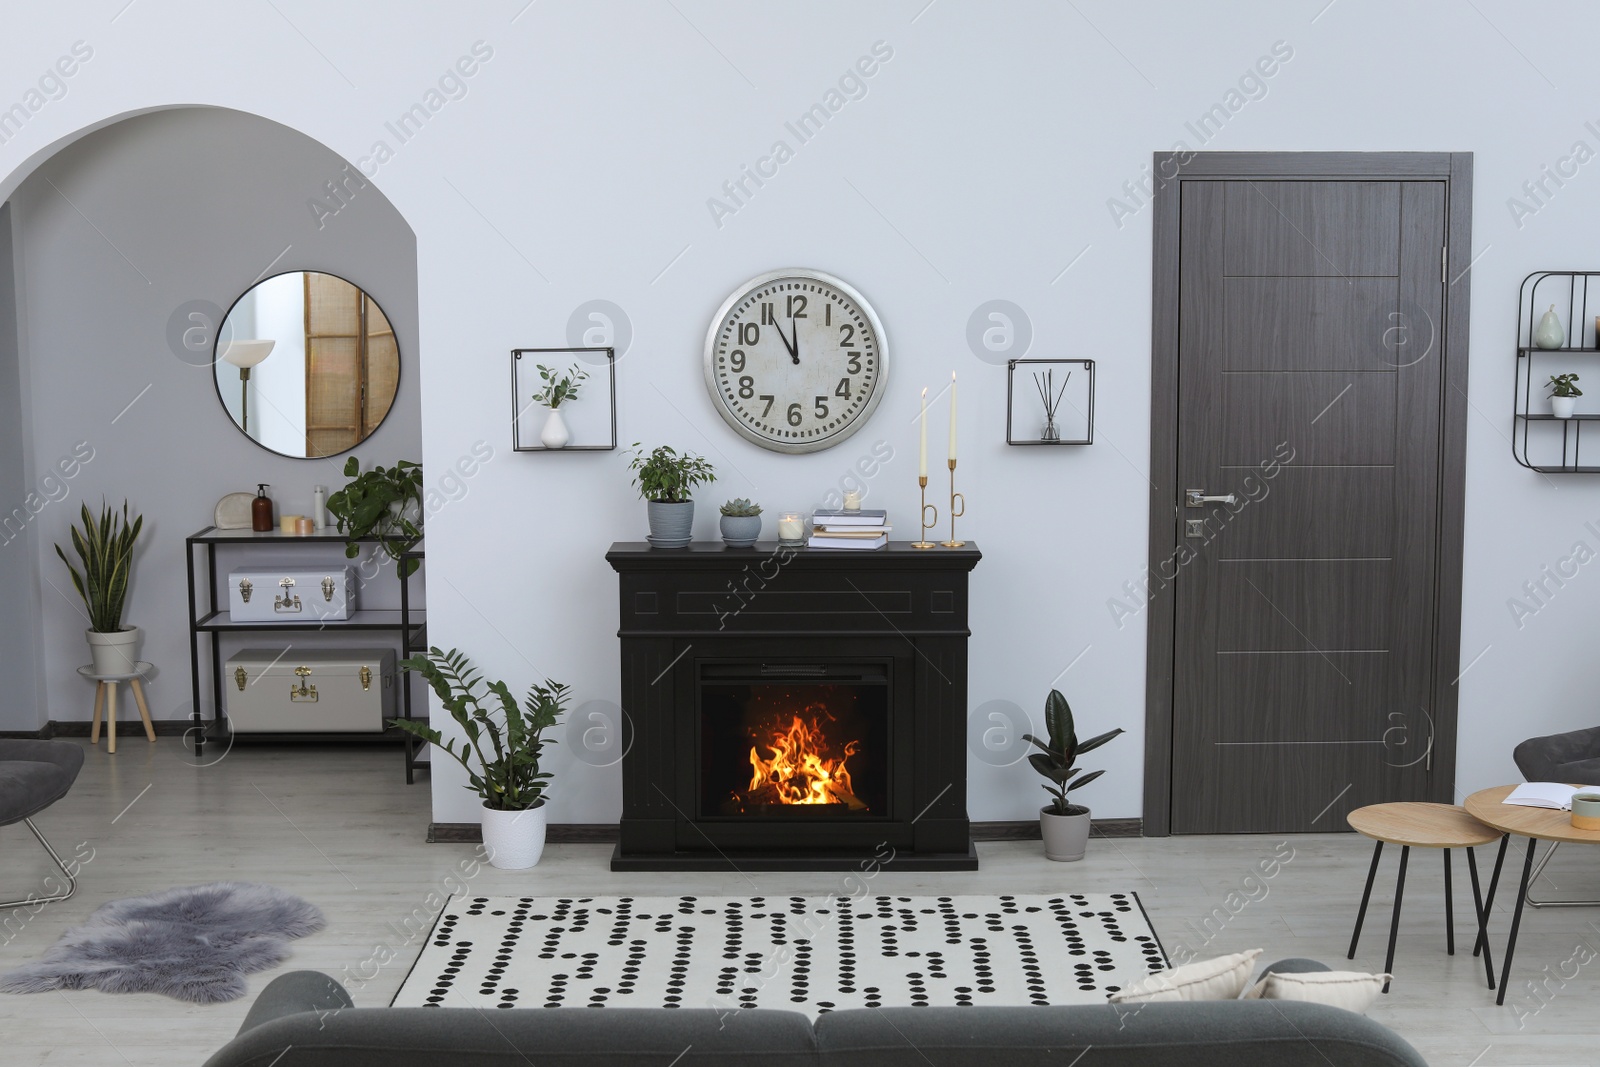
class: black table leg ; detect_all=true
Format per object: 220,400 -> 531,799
1383,844 -> 1410,992
1476,834 -> 1509,958
1496,836 -> 1539,1006
1349,839 -> 1384,959
1443,848 -> 1454,955
1467,846 -> 1495,990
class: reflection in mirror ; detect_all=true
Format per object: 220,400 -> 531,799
214,271 -> 400,458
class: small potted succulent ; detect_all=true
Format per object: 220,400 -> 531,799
1549,373 -> 1582,419
1023,689 -> 1123,862
627,443 -> 716,547
55,501 -> 144,676
533,362 -> 588,449
719,498 -> 763,548
392,647 -> 570,869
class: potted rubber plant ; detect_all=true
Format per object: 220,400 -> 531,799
55,501 -> 144,676
325,457 -> 423,576
1549,373 -> 1582,419
533,362 -> 588,449
719,498 -> 763,548
627,443 -> 715,547
392,647 -> 570,869
1023,689 -> 1123,862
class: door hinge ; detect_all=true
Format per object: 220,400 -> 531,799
1441,245 -> 1447,284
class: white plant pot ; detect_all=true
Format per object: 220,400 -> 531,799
1552,395 -> 1578,419
540,407 -> 571,449
1040,804 -> 1092,862
86,627 -> 140,676
480,801 -> 547,870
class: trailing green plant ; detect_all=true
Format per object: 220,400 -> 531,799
1023,689 -> 1124,817
627,443 -> 716,503
54,501 -> 143,633
325,457 -> 423,576
719,497 -> 762,517
533,363 -> 588,408
392,647 -> 570,811
1549,373 -> 1583,398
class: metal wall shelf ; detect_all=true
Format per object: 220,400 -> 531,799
1514,271 -> 1600,472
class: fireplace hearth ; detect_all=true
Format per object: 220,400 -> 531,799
607,541 -> 981,871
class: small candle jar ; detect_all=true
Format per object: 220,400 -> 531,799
776,511 -> 806,547
280,514 -> 303,534
296,516 -> 315,535
843,490 -> 862,512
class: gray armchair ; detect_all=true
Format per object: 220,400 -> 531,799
1512,726 -> 1600,907
0,739 -> 84,908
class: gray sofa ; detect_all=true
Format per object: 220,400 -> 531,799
203,962 -> 1427,1066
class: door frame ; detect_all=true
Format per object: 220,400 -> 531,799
1142,151 -> 1474,836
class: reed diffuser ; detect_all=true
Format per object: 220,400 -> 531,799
1034,368 -> 1070,442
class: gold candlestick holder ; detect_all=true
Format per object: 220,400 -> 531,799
941,458 -> 966,548
913,475 -> 938,548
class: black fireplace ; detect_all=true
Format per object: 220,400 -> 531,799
606,541 -> 981,871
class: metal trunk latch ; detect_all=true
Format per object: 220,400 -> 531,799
359,665 -> 372,691
321,576 -> 336,602
238,578 -> 253,604
275,576 -> 302,614
234,666 -> 247,691
291,665 -> 318,702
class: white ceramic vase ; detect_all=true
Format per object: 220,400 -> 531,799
480,801 -> 548,870
1535,305 -> 1566,349
1552,395 -> 1578,419
540,407 -> 571,449
86,627 -> 140,676
1039,805 -> 1092,862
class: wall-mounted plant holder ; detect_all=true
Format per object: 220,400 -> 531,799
1513,272 -> 1600,473
1005,359 -> 1094,445
511,347 -> 617,452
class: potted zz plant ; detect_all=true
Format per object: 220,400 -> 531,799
392,647 -> 570,869
56,501 -> 144,676
533,362 -> 588,449
719,498 -> 763,548
325,457 -> 424,576
627,443 -> 715,547
1023,689 -> 1123,862
1549,373 -> 1582,419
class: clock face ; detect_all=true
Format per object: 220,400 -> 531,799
703,269 -> 888,453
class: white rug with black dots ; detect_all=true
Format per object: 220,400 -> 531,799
393,893 -> 1167,1014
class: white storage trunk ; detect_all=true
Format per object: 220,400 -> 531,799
228,565 -> 356,622
225,647 -> 395,733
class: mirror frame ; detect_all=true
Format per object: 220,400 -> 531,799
211,269 -> 404,460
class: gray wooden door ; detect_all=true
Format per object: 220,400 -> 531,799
1171,179 -> 1446,834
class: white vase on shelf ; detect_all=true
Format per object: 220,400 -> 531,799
540,407 -> 570,449
1535,305 -> 1566,349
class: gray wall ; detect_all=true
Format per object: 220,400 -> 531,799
6,107 -> 419,727
0,204 -> 45,732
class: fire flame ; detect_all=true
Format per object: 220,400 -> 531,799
745,713 -> 865,809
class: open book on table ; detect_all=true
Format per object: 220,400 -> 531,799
1503,782 -> 1600,811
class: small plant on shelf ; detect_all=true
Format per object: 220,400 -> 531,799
532,363 -> 588,409
325,457 -> 423,575
719,498 -> 762,517
1549,373 -> 1583,419
627,444 -> 717,546
1022,689 -> 1124,861
718,498 -> 763,548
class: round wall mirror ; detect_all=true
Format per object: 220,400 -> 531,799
213,271 -> 401,458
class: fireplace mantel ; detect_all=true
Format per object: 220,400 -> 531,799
606,541 -> 981,871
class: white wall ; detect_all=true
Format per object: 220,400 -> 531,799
1,1 -> 1597,829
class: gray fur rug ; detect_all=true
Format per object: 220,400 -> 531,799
0,882 -> 324,1003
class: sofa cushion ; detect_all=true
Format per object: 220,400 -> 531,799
1243,969 -> 1390,1014
1108,948 -> 1262,1003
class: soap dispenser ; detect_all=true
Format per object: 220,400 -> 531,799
251,483 -> 274,532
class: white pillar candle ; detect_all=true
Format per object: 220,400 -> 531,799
919,387 -> 928,478
778,513 -> 804,541
948,372 -> 957,462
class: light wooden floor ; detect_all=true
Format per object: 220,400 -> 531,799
3,739 -> 1598,1065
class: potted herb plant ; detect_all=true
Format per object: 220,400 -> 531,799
1023,689 -> 1123,862
533,362 -> 588,449
627,443 -> 716,546
1549,373 -> 1582,419
325,457 -> 423,576
719,498 -> 763,548
55,501 -> 144,676
392,647 -> 570,869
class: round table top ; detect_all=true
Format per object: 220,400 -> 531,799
1346,802 -> 1501,847
1464,785 -> 1600,844
76,661 -> 154,682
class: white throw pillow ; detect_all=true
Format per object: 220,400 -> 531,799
1108,948 -> 1262,1003
1243,969 -> 1390,1013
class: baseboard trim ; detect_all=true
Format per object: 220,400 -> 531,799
427,818 -> 1143,845
45,719 -> 194,737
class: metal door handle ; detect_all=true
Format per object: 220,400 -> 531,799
1185,488 -> 1239,507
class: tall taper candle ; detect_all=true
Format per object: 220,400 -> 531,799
919,387 -> 928,477
948,372 -> 958,461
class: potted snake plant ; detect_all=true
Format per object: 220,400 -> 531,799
1023,689 -> 1123,861
392,647 -> 570,869
55,501 -> 144,676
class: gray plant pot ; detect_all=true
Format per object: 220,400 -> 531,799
647,500 -> 695,542
720,513 -> 762,548
1040,805 -> 1092,862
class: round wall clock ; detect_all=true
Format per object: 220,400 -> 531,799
703,268 -> 888,454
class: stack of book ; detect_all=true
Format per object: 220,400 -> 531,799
809,508 -> 891,550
